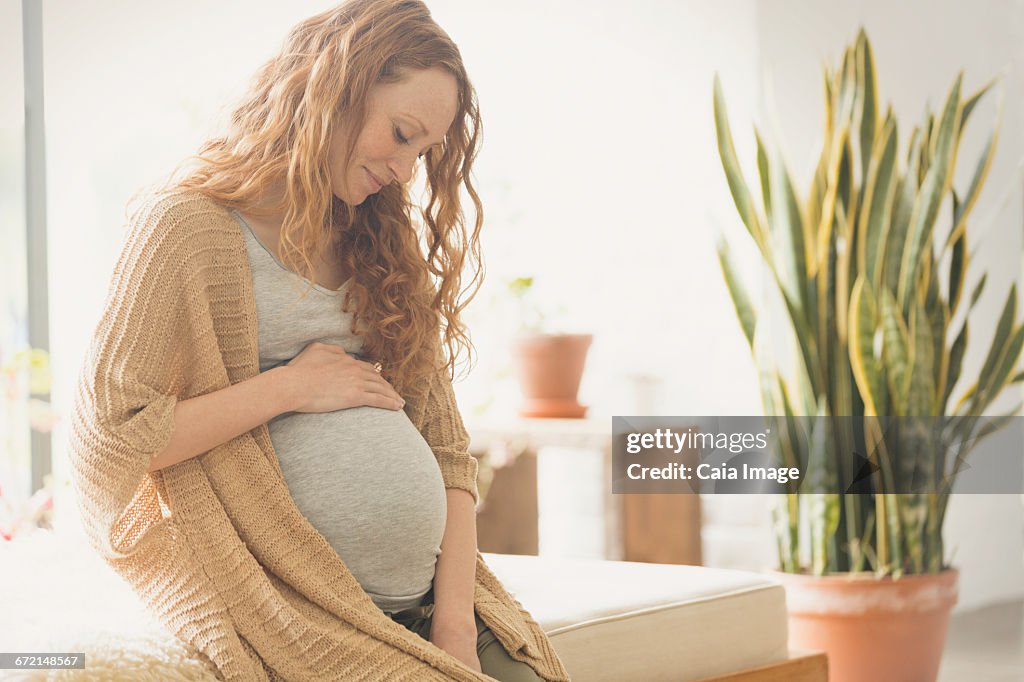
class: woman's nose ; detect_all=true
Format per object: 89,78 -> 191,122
387,152 -> 417,185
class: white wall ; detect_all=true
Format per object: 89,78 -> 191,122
426,0 -> 764,419
43,0 -> 765,525
37,0 -> 1022,611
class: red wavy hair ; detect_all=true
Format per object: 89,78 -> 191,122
138,0 -> 484,395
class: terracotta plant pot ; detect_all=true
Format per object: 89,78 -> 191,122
512,333 -> 592,418
773,568 -> 959,682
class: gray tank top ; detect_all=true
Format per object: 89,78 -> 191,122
231,209 -> 447,614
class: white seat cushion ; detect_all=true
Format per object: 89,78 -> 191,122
1,530 -> 788,681
487,553 -> 789,681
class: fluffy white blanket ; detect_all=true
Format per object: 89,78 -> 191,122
0,528 -> 219,681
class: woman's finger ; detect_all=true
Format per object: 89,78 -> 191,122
354,365 -> 397,393
359,379 -> 405,403
350,357 -> 381,373
361,392 -> 405,410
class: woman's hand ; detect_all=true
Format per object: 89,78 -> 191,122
281,342 -> 405,413
430,619 -> 482,673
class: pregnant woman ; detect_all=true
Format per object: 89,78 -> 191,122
67,1 -> 569,680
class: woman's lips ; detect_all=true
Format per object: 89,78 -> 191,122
365,168 -> 384,192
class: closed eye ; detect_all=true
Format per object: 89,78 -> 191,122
394,125 -> 427,159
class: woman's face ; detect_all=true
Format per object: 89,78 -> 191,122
330,66 -> 459,205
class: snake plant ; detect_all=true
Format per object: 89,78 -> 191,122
713,29 -> 1024,577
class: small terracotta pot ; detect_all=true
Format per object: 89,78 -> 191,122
512,333 -> 593,418
773,568 -> 959,682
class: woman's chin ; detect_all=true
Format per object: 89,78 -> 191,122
331,188 -> 362,207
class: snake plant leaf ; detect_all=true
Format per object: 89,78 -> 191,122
714,74 -> 767,253
766,253 -> 823,402
837,134 -> 857,226
970,273 -> 988,309
919,110 -> 935,180
717,238 -> 757,349
929,292 -> 949,404
926,494 -> 943,573
786,492 -> 802,568
899,74 -> 963,316
881,287 -> 913,415
883,492 -> 903,576
900,492 -> 928,573
823,68 -> 835,141
868,423 -> 898,513
794,338 -> 820,416
835,200 -> 851,348
808,150 -> 828,240
954,381 -> 978,415
945,322 -> 969,411
770,151 -> 809,312
856,29 -> 879,184
813,123 -> 849,278
972,402 -> 1024,445
771,496 -> 799,573
852,506 -> 876,573
812,490 -> 842,576
898,161 -> 946,311
945,403 -> 1022,505
883,141 -> 920,295
946,84 -> 1001,258
945,124 -> 999,252
979,323 -> 1024,413
834,46 -> 858,127
906,127 -> 921,167
948,227 -> 968,316
959,77 -> 996,135
909,302 -> 937,415
806,400 -> 833,501
817,208 -> 838,369
932,74 -> 964,188
754,323 -> 781,414
924,106 -> 935,147
930,75 -> 963,163
776,380 -> 820,451
1013,370 -> 1024,384
850,276 -> 886,415
755,127 -> 773,221
923,250 -> 940,312
858,114 -> 898,285
969,284 -> 1017,413
775,373 -> 810,473
836,162 -> 859,346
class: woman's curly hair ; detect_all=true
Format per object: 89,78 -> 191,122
140,0 -> 484,395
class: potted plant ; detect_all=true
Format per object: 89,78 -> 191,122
506,276 -> 593,418
713,29 -> 1022,682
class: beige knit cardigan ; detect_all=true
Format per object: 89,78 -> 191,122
67,190 -> 571,682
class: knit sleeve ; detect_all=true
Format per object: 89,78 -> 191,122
68,193 -> 193,562
417,355 -> 480,505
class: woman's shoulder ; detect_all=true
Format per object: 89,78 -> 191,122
128,188 -> 236,237
122,188 -> 243,260
117,188 -> 244,285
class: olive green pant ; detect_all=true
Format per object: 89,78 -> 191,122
387,588 -> 542,682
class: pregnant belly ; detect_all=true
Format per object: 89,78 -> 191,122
266,405 -> 447,602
